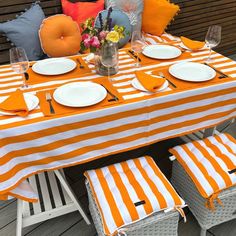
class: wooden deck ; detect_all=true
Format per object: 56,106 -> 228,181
0,121 -> 236,236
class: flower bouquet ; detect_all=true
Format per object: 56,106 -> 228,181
80,7 -> 126,75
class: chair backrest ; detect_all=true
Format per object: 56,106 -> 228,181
0,0 -> 235,65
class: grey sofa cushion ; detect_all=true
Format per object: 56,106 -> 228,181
0,4 -> 45,61
105,0 -> 143,32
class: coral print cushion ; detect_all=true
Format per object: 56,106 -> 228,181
61,0 -> 105,28
105,0 -> 144,31
142,0 -> 180,36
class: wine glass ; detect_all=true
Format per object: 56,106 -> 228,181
205,25 -> 222,62
10,47 -> 29,89
101,43 -> 118,82
131,31 -> 145,67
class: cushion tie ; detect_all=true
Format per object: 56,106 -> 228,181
175,206 -> 187,223
205,192 -> 223,211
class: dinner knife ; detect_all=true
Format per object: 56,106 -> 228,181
128,50 -> 141,62
204,63 -> 228,78
101,85 -> 119,102
228,168 -> 236,174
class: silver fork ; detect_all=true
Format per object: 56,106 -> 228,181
46,92 -> 55,114
158,72 -> 177,88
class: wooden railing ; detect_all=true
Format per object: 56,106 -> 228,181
0,0 -> 235,64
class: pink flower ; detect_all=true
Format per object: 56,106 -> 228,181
83,37 -> 91,48
90,36 -> 100,48
99,31 -> 108,40
82,33 -> 90,41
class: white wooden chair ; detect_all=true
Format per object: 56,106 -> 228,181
16,169 -> 90,236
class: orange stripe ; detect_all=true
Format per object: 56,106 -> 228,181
182,145 -> 220,192
120,160 -> 153,215
204,138 -> 235,170
216,134 -> 236,156
1,114 -> 235,195
0,86 -> 234,148
146,157 -> 183,206
193,141 -> 233,188
169,148 -> 209,198
84,174 -> 110,234
95,169 -> 124,230
108,165 -> 139,221
0,107 -> 235,182
134,158 -> 168,209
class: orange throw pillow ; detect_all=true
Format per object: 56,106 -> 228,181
39,14 -> 81,57
61,0 -> 104,29
142,0 -> 180,36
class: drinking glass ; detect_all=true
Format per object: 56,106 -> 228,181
205,25 -> 222,62
131,31 -> 145,67
101,43 -> 118,82
10,47 -> 29,89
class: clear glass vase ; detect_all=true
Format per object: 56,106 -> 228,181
94,45 -> 119,76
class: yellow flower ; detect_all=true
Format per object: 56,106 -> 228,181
106,31 -> 120,43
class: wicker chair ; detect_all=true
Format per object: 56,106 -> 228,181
171,160 -> 236,236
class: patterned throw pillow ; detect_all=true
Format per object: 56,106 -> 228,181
105,0 -> 144,32
0,3 -> 45,61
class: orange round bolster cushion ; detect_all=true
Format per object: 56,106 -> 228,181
39,14 -> 81,57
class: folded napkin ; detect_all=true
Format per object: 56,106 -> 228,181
181,36 -> 205,51
37,79 -> 123,117
135,71 -> 166,92
0,89 -> 29,117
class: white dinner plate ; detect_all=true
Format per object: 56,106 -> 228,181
0,94 -> 39,116
142,45 -> 182,59
131,77 -> 169,93
32,58 -> 77,75
179,42 -> 207,51
53,82 -> 107,107
169,62 -> 216,82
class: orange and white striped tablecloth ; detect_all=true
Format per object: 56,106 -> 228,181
0,33 -> 235,200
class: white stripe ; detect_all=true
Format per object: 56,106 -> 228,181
88,170 -> 117,232
115,163 -> 147,219
127,159 -> 161,210
0,72 -> 18,77
214,61 -> 236,68
174,146 -> 214,196
187,142 -> 227,190
102,167 -> 132,223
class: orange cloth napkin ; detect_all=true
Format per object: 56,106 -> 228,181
135,71 -> 166,92
0,89 -> 29,117
28,55 -> 92,85
36,79 -> 123,117
181,36 -> 205,51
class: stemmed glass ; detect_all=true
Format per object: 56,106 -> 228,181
101,42 -> 118,82
10,47 -> 29,89
131,31 -> 145,67
205,25 -> 222,62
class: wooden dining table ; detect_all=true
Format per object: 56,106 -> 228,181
0,33 -> 235,203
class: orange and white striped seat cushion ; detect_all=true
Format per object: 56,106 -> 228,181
169,133 -> 236,204
0,180 -> 38,202
85,156 -> 185,236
